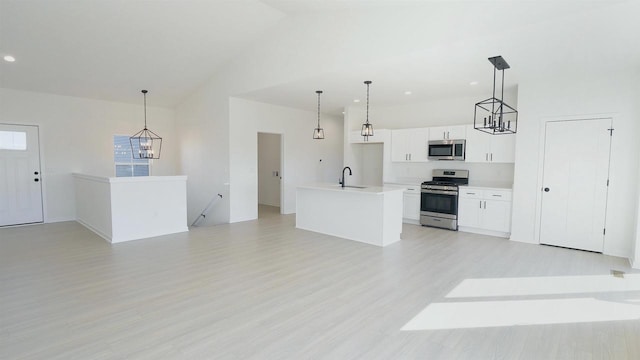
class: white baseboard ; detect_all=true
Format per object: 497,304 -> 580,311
459,226 -> 510,239
76,219 -> 112,243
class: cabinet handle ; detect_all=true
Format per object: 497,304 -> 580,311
443,131 -> 446,139
467,192 -> 476,195
490,153 -> 493,161
486,153 -> 488,161
484,201 -> 486,209
447,131 -> 450,139
479,201 -> 482,208
492,194 -> 502,197
405,154 -> 408,160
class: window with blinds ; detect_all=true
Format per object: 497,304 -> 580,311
114,135 -> 150,177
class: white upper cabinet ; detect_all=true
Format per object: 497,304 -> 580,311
464,125 -> 516,163
391,128 -> 429,162
428,125 -> 466,140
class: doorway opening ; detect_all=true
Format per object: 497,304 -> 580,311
257,132 -> 282,218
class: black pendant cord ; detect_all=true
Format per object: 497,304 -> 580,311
491,66 -> 496,124
500,68 -> 505,129
317,91 -> 321,128
365,81 -> 370,124
142,90 -> 148,130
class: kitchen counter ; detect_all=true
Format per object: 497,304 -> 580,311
296,183 -> 404,247
461,181 -> 513,190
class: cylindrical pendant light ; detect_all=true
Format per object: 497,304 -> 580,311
361,80 -> 374,141
313,90 -> 325,139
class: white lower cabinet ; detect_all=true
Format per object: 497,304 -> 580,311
458,187 -> 512,237
402,186 -> 420,223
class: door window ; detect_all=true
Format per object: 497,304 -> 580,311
0,131 -> 27,150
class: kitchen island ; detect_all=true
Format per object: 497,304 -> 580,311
296,183 -> 405,247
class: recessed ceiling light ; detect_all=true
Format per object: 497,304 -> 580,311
3,55 -> 16,62
470,81 -> 478,86
404,91 -> 412,95
353,99 -> 360,103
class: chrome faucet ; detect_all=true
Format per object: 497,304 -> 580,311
340,166 -> 352,188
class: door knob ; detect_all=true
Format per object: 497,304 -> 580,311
544,187 -> 550,192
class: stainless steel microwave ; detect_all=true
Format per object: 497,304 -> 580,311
428,139 -> 466,161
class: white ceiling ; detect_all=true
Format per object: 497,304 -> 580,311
1,0 -> 638,114
0,0 -> 285,106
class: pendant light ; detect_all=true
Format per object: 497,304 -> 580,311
474,56 -> 518,135
361,80 -> 374,141
313,90 -> 325,139
130,90 -> 162,159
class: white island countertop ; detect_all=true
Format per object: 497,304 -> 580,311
298,183 -> 407,194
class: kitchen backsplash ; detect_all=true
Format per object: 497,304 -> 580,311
390,162 -> 514,185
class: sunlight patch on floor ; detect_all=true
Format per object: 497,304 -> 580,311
446,274 -> 640,298
401,297 -> 640,331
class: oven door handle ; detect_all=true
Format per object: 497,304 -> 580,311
421,190 -> 458,196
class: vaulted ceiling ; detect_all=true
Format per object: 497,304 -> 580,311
1,0 -> 638,115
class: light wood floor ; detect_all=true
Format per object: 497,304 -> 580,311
1,212 -> 639,359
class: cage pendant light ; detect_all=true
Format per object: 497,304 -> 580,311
313,90 -> 325,139
130,90 -> 162,159
474,56 -> 518,135
361,80 -> 374,141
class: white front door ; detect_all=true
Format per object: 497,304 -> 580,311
0,124 -> 44,226
539,118 -> 611,252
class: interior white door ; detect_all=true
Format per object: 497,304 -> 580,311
539,118 -> 611,252
0,124 -> 43,226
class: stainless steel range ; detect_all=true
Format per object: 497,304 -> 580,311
420,169 -> 469,230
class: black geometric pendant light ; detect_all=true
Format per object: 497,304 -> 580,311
474,56 -> 518,135
130,90 -> 162,159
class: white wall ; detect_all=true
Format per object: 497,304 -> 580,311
175,82 -> 230,226
511,70 -> 640,259
358,143 -> 384,186
229,98 -> 343,222
351,91 -> 517,131
635,157 -> 640,267
0,88 -> 178,223
257,132 -> 281,207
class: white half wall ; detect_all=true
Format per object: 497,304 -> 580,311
0,88 -> 178,223
229,98 -> 343,222
258,132 -> 281,207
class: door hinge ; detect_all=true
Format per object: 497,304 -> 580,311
608,128 -> 614,136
